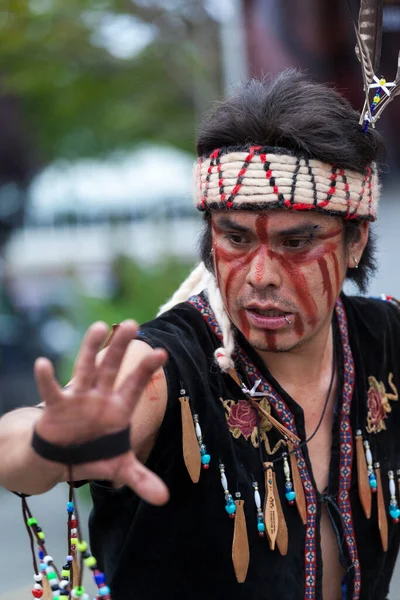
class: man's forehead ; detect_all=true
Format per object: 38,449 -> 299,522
211,210 -> 339,231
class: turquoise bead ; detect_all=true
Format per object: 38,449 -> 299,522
286,491 -> 296,501
225,503 -> 237,515
201,454 -> 211,465
390,507 -> 400,519
257,522 -> 265,532
99,587 -> 111,597
369,479 -> 377,489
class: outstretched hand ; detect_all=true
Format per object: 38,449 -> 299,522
34,320 -> 169,505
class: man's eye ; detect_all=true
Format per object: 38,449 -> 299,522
282,238 -> 311,249
227,234 -> 248,245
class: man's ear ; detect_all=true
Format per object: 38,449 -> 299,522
346,221 -> 369,269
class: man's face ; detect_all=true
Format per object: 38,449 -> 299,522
211,210 -> 354,354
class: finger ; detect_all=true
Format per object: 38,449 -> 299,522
34,358 -> 63,407
118,348 -> 168,409
73,321 -> 109,392
119,453 -> 169,505
96,320 -> 139,394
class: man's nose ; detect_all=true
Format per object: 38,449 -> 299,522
245,248 -> 283,290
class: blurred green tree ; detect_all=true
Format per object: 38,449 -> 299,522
1,0 -> 222,161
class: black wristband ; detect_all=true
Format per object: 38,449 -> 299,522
31,426 -> 131,465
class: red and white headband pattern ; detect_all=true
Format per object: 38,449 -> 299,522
195,146 -> 379,221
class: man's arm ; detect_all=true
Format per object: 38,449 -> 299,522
0,321 -> 168,503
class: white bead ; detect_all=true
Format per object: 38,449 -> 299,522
195,422 -> 202,440
283,460 -> 290,479
33,584 -> 42,591
254,489 -> 261,509
71,528 -> 78,535
365,448 -> 372,466
45,566 -> 55,574
34,574 -> 43,582
81,594 -> 90,600
52,592 -> 60,598
43,555 -> 53,564
59,581 -> 69,590
221,472 -> 228,491
390,479 -> 396,497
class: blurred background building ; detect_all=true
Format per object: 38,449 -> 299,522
1,0 -> 400,595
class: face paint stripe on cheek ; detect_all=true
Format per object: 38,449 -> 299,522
277,255 -> 318,326
332,253 -> 340,293
318,256 -> 333,307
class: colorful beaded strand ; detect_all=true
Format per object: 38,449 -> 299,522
68,475 -> 112,600
21,499 -> 45,599
388,470 -> 400,522
193,413 -> 211,469
219,462 -> 236,518
282,453 -> 296,506
364,440 -> 377,492
24,499 -> 63,597
252,481 -> 265,537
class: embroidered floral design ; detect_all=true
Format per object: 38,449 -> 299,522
366,373 -> 398,433
220,397 -> 284,453
226,399 -> 257,440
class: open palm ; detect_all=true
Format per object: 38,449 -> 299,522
33,320 -> 169,505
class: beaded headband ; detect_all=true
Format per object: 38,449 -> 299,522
195,146 -> 380,221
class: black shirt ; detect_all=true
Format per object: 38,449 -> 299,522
89,293 -> 400,600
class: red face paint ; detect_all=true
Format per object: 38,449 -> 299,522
318,256 -> 333,308
211,213 -> 344,352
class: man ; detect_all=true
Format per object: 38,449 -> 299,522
0,70 -> 399,600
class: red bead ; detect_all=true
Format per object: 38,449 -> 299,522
70,519 -> 78,528
289,500 -> 295,506
229,513 -> 235,519
372,488 -> 377,494
394,518 -> 399,523
202,464 -> 209,470
32,590 -> 43,598
71,546 -> 76,551
71,533 -> 78,538
258,531 -> 265,538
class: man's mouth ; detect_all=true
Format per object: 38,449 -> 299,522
243,306 -> 295,330
250,308 -> 290,317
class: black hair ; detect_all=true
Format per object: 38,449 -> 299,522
196,69 -> 385,293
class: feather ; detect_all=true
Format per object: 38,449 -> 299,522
354,23 -> 375,88
357,0 -> 383,73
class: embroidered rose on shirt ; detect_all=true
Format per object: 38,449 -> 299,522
226,399 -> 257,440
366,373 -> 398,433
220,397 -> 285,454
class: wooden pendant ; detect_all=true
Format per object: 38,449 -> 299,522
179,395 -> 201,483
41,575 -> 52,600
287,442 -> 307,525
355,432 -> 372,519
72,550 -> 81,587
232,499 -> 250,583
263,462 -> 278,550
272,470 -> 288,556
375,464 -> 388,552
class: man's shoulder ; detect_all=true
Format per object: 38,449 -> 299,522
138,298 -> 217,359
342,293 -> 400,337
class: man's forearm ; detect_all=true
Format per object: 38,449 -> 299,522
0,407 -> 65,495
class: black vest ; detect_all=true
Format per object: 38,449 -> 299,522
89,293 -> 400,600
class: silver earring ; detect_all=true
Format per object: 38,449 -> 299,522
353,257 -> 359,269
